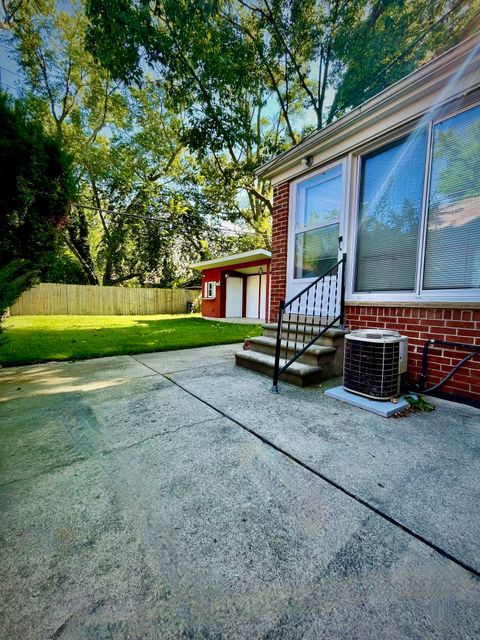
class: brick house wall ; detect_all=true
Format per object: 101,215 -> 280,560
269,182 -> 289,323
269,180 -> 480,403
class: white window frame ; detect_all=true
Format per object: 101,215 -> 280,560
346,99 -> 480,304
204,281 -> 216,299
287,159 -> 347,296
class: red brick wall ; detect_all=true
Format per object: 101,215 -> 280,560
269,181 -> 289,321
345,305 -> 480,402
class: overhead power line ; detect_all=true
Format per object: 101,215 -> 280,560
72,202 -> 167,222
73,203 -> 261,236
0,65 -> 22,78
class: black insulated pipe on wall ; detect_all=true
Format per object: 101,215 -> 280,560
415,339 -> 480,394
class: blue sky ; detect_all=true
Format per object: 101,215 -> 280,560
0,31 -> 23,95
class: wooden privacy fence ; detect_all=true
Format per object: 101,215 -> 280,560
10,283 -> 201,316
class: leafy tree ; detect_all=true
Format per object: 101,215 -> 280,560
85,0 -> 476,147
0,91 -> 75,332
0,260 -> 35,344
83,0 -> 475,257
3,1 -> 264,287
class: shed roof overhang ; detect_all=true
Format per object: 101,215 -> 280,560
191,249 -> 271,270
256,33 -> 480,185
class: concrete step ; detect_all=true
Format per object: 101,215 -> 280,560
235,350 -> 331,387
247,335 -> 336,366
262,323 -> 348,346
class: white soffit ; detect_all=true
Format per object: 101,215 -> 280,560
191,249 -> 271,270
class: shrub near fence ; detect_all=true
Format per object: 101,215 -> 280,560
10,283 -> 201,316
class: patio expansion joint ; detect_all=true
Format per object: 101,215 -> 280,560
165,375 -> 480,581
129,354 -> 230,377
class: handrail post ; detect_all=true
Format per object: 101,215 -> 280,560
339,253 -> 347,330
271,300 -> 285,393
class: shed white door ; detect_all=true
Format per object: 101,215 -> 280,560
246,274 -> 266,320
225,277 -> 243,317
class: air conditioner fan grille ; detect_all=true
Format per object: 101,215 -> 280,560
344,339 -> 400,399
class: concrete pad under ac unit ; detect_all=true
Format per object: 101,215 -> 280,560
324,385 -> 410,417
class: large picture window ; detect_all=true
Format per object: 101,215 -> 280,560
423,105 -> 480,289
355,132 -> 426,291
294,164 -> 342,279
354,102 -> 480,295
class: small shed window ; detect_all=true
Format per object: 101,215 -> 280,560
204,281 -> 216,299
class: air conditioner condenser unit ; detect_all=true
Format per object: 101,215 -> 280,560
343,329 -> 408,400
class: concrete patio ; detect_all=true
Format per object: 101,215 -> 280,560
1,344 -> 479,639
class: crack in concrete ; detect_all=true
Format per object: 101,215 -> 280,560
130,353 -> 236,378
101,416 -> 222,456
165,374 -> 480,580
0,456 -> 88,489
0,416 -> 222,490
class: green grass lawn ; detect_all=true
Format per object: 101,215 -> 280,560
0,314 -> 262,366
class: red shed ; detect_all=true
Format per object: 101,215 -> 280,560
192,249 -> 271,321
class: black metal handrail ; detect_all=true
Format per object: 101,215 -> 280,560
272,253 -> 347,392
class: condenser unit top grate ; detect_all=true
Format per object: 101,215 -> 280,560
346,329 -> 402,343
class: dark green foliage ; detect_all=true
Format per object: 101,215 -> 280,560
0,92 -> 76,333
405,394 -> 435,412
42,248 -> 90,285
0,260 -> 36,343
0,92 -> 76,272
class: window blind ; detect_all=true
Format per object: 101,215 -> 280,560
423,105 -> 480,290
355,132 -> 427,292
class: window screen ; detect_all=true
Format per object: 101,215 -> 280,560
355,131 -> 427,292
294,165 -> 342,279
423,105 -> 480,290
295,224 -> 339,279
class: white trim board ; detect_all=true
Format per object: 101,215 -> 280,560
192,249 -> 271,270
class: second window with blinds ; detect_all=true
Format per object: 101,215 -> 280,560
354,102 -> 480,295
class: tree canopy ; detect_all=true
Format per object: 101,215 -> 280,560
0,90 -> 76,320
86,0 -> 475,136
0,91 -> 75,270
2,0 -> 265,287
1,0 -> 475,288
